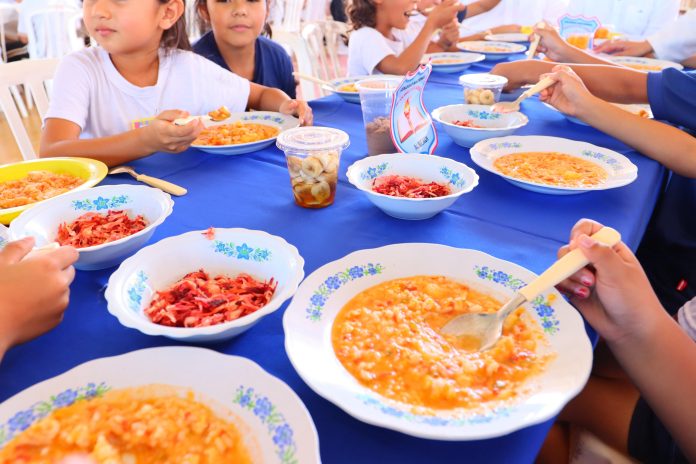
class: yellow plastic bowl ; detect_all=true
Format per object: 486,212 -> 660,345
0,157 -> 108,224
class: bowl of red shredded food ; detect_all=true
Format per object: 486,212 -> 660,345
346,153 -> 479,220
105,227 -> 305,342
432,104 -> 528,148
9,184 -> 174,270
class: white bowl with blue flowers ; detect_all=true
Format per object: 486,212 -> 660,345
432,104 -> 529,148
283,243 -> 593,440
0,346 -> 320,463
422,52 -> 485,73
191,111 -> 300,156
8,184 -> 173,270
105,228 -> 304,342
456,40 -> 527,61
346,153 -> 479,220
470,135 -> 639,195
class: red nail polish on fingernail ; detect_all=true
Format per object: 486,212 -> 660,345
575,287 -> 587,297
581,278 -> 592,286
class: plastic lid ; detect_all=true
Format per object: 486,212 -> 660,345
458,73 -> 508,88
276,127 -> 350,152
354,76 -> 402,94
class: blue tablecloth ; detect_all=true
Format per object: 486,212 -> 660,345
0,61 -> 665,463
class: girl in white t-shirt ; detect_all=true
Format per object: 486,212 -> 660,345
346,0 -> 464,76
41,0 -> 312,167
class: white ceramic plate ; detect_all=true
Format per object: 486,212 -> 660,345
422,52 -> 485,73
543,101 -> 653,126
456,41 -> 527,61
432,104 -> 528,148
106,228 -> 305,342
283,243 -> 593,440
0,346 -> 320,463
191,112 -> 299,155
470,135 -> 638,195
9,184 -> 174,270
484,33 -> 529,43
608,56 -> 684,71
324,76 -> 365,104
346,153 -> 479,220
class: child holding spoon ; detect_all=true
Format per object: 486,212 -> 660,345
40,0 -> 312,167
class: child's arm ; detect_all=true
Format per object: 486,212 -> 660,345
557,219 -> 696,462
534,25 -> 616,65
540,66 -> 696,177
0,238 -> 78,362
376,0 -> 462,74
463,0 -> 500,18
492,60 -> 649,103
593,39 -> 654,58
40,111 -> 204,167
247,83 -> 313,126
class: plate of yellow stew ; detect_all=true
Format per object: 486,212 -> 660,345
191,111 -> 299,156
283,243 -> 593,440
0,347 -> 319,463
470,136 -> 638,194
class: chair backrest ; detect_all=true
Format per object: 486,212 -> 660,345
278,0 -> 304,32
24,5 -> 82,59
301,22 -> 330,81
0,59 -> 59,160
272,28 -> 322,100
321,20 -> 348,79
185,0 -> 204,42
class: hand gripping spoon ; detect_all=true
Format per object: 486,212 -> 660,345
491,75 -> 555,113
440,227 -> 621,351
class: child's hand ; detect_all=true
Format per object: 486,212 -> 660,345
279,100 -> 314,126
438,20 -> 460,49
0,238 -> 78,352
593,39 -> 653,57
426,0 -> 462,30
534,25 -> 575,62
539,65 -> 596,117
556,219 -> 664,345
144,110 -> 204,153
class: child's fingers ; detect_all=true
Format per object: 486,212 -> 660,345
0,237 -> 35,265
157,109 -> 189,122
557,280 -> 591,299
45,246 -> 79,271
569,218 -> 605,243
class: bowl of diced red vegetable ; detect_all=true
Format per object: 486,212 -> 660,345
8,184 -> 173,270
105,227 -> 305,342
346,153 -> 479,220
432,104 -> 528,148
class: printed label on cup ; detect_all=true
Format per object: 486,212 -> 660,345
558,14 -> 600,50
389,63 -> 438,155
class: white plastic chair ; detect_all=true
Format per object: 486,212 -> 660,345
278,0 -> 304,32
0,59 -> 60,160
185,0 -> 204,42
23,5 -> 82,59
272,27 -> 322,100
320,20 -> 348,79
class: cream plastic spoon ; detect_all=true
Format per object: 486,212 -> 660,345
491,75 -> 555,113
440,227 -> 621,351
108,166 -> 187,196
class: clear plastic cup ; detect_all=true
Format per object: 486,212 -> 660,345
355,77 -> 401,156
276,127 -> 350,209
459,73 -> 508,105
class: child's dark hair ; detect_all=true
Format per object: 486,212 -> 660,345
347,0 -> 376,30
195,0 -> 273,38
160,0 -> 192,50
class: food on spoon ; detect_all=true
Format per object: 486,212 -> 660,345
372,175 -> 451,198
493,151 -> 608,188
338,83 -> 358,92
332,275 -> 552,410
0,170 -> 84,209
0,386 -> 252,463
207,105 -> 232,121
194,121 -> 280,146
56,210 -> 148,248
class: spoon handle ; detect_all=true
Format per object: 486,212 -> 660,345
519,227 -> 621,301
292,72 -> 333,88
136,174 -> 188,196
519,75 -> 555,102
